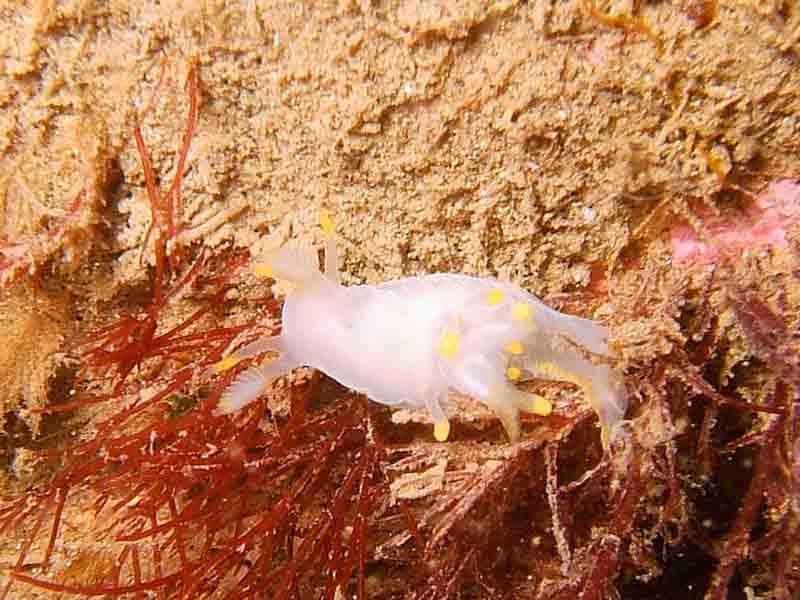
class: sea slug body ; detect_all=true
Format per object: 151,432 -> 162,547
216,214 -> 627,446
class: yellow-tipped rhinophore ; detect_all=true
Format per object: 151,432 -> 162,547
438,331 -> 460,357
215,356 -> 240,373
506,366 -> 521,381
505,340 -> 524,355
433,420 -> 451,442
319,209 -> 335,236
254,263 -> 274,278
319,209 -> 340,284
486,288 -> 504,305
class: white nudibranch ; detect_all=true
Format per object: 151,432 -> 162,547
215,212 -> 627,447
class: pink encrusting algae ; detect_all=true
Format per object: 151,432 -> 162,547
670,178 -> 800,264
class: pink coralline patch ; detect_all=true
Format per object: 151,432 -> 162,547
670,178 -> 800,264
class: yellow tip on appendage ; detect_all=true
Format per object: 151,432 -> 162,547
512,302 -> 532,321
506,366 -> 521,381
254,263 -> 274,278
438,331 -> 460,357
215,356 -> 240,372
486,288 -> 504,305
433,420 -> 451,442
319,210 -> 334,235
521,394 -> 553,416
505,340 -> 524,355
532,395 -> 553,416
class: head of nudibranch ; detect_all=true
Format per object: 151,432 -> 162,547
212,211 -> 345,415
